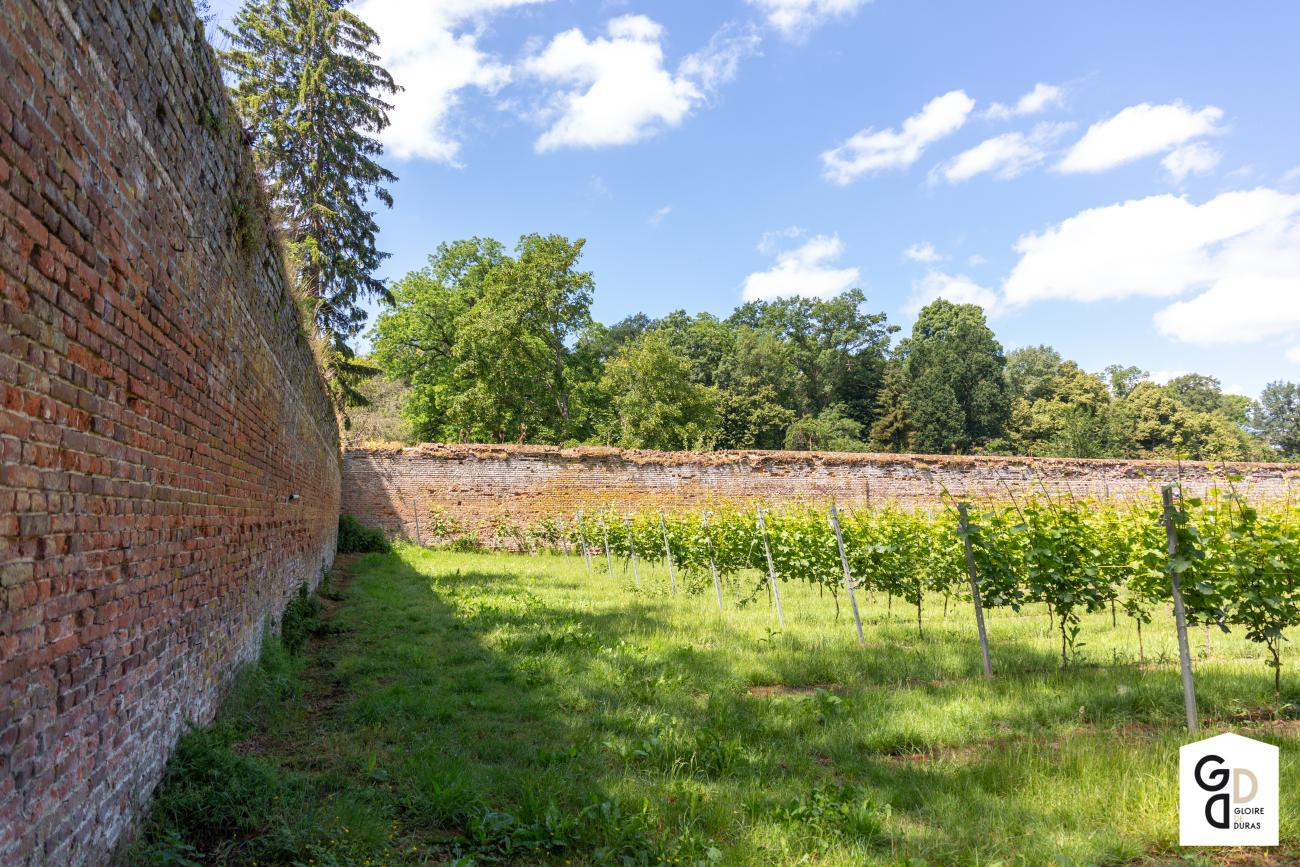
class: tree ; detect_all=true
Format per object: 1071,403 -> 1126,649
1005,345 -> 1063,403
1103,364 -> 1148,399
900,300 -> 1010,453
450,234 -> 595,442
868,363 -> 911,452
653,311 -> 736,387
728,289 -> 895,426
1007,362 -> 1111,457
785,405 -> 868,452
715,388 -> 795,450
371,235 -> 595,443
1163,373 -> 1224,415
222,0 -> 398,402
601,330 -> 720,450
1252,382 -> 1300,457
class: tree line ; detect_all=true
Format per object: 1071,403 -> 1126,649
358,234 -> 1300,461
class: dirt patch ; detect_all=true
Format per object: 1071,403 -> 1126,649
747,683 -> 841,698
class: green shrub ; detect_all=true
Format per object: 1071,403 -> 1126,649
337,513 -> 389,553
280,585 -> 321,655
445,535 -> 484,553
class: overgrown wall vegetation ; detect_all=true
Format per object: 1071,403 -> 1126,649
0,2 -> 341,863
342,444 -> 1297,545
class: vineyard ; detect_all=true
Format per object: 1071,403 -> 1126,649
137,489 -> 1300,864
487,480 -> 1300,719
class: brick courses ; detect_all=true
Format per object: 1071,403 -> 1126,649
343,444 -> 1299,545
0,1 -> 340,863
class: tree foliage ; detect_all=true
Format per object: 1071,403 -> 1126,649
366,235 -> 1284,461
221,0 -> 398,403
901,300 -> 1010,453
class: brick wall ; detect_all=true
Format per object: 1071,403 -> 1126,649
343,444 -> 1298,544
0,2 -> 341,864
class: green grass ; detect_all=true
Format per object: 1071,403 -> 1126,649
134,544 -> 1300,865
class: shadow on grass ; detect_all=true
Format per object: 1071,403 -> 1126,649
131,550 -> 1300,865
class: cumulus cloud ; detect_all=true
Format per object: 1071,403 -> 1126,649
1056,101 -> 1224,174
1163,142 -> 1222,182
906,271 -> 1000,316
903,242 -> 942,263
746,0 -> 869,40
984,83 -> 1065,120
353,0 -> 548,163
742,234 -> 861,301
1286,346 -> 1300,364
822,90 -> 975,184
932,122 -> 1071,183
524,16 -> 759,151
1153,211 -> 1300,343
1001,188 -> 1300,345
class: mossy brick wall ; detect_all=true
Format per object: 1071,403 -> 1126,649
0,1 -> 341,863
343,444 -> 1297,544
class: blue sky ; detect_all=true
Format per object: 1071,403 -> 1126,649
207,0 -> 1300,398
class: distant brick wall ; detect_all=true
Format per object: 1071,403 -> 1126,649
0,2 -> 341,864
343,444 -> 1298,544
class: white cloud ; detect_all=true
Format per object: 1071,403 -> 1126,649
932,122 -> 1070,183
746,0 -> 869,40
1056,101 -> 1224,174
968,254 -> 989,267
1153,211 -> 1300,344
1148,370 -> 1189,385
906,271 -> 1000,315
1163,142 -> 1222,182
354,0 -> 547,163
984,83 -> 1064,120
757,225 -> 804,254
821,90 -> 975,184
1282,165 -> 1300,184
649,205 -> 672,226
678,23 -> 762,92
1286,346 -> 1300,364
903,242 -> 942,263
742,234 -> 860,301
524,16 -> 758,152
1001,188 -> 1300,346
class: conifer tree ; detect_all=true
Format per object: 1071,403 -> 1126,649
868,362 -> 912,452
221,0 -> 398,404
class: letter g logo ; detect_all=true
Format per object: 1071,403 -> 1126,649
1194,754 -> 1228,791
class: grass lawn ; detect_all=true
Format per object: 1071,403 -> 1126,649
133,544 -> 1300,865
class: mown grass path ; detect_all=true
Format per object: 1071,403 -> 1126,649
134,545 -> 1300,865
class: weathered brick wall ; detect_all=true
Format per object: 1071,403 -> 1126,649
343,444 -> 1298,543
0,2 -> 341,864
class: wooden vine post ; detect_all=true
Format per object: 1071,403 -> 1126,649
411,499 -> 422,547
829,504 -> 866,649
625,515 -> 641,588
576,511 -> 592,573
659,514 -> 677,594
756,508 -> 786,628
602,519 -> 614,575
957,503 -> 993,679
1162,485 -> 1199,734
703,513 -> 724,613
